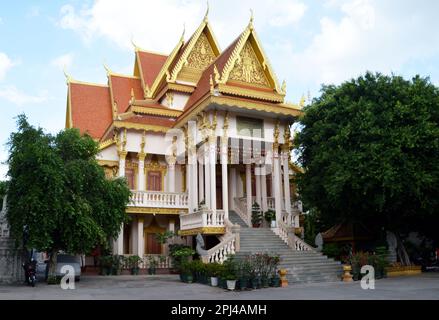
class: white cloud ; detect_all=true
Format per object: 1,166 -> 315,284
287,0 -> 439,87
51,53 -> 74,71
0,85 -> 50,106
58,0 -> 306,52
0,53 -> 14,81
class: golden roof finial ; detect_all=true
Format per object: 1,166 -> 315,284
130,88 -> 135,104
249,9 -> 254,29
131,36 -> 141,52
281,80 -> 287,94
103,63 -> 112,76
299,94 -> 306,108
180,23 -> 186,42
209,75 -> 214,93
204,1 -> 209,22
63,67 -> 72,84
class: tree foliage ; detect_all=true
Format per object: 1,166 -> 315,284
295,73 -> 439,243
0,181 -> 7,205
6,115 -> 131,259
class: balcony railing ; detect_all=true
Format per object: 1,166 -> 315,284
129,191 -> 189,208
180,209 -> 225,232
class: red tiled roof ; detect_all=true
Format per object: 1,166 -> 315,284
69,83 -> 112,139
137,51 -> 167,87
123,115 -> 176,127
109,75 -> 143,113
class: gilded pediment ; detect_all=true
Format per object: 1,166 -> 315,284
229,41 -> 269,87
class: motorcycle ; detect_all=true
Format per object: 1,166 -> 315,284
22,258 -> 37,287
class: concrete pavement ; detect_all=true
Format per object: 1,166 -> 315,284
0,273 -> 438,300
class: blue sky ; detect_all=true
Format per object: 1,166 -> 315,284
1,0 -> 439,179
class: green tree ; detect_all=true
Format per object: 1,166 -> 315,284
6,115 -> 131,280
295,73 -> 439,263
0,181 -> 7,205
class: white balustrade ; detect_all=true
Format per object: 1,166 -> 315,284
129,191 -> 188,208
233,197 -> 251,227
276,220 -> 314,252
200,234 -> 236,264
180,209 -> 226,231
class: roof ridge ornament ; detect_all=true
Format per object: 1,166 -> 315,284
63,67 -> 73,84
249,9 -> 254,30
103,62 -> 112,76
204,1 -> 209,22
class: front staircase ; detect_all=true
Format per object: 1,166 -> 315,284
229,211 -> 342,284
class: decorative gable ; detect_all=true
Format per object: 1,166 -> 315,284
229,41 -> 269,87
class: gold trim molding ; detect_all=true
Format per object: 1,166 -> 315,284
131,105 -> 182,117
178,227 -> 226,236
114,121 -> 171,133
126,207 -> 187,215
218,83 -> 284,103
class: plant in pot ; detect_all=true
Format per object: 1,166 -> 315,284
147,256 -> 159,275
111,255 -> 125,275
260,254 -> 271,288
264,209 -> 276,228
99,255 -> 113,275
237,258 -> 251,290
269,254 -> 281,287
208,263 -> 221,287
225,272 -> 237,291
180,261 -> 193,283
251,202 -> 263,228
169,245 -> 195,272
127,255 -> 142,275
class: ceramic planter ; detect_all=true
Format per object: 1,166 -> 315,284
226,280 -> 236,291
210,277 -> 218,287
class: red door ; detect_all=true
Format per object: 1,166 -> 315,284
148,171 -> 162,191
146,233 -> 162,254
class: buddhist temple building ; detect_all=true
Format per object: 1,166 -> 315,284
65,10 -> 330,277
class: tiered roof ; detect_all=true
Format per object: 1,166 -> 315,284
65,11 -> 302,145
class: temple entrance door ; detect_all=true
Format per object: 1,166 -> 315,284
147,171 -> 162,191
145,233 -> 162,254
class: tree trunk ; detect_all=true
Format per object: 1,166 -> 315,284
47,250 -> 58,281
395,233 -> 411,266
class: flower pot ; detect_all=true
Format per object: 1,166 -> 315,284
226,280 -> 236,291
211,277 -> 218,287
261,277 -> 270,288
271,276 -> 281,287
237,277 -> 248,290
270,220 -> 277,228
251,277 -> 260,289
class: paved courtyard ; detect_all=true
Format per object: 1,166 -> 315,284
0,273 -> 438,300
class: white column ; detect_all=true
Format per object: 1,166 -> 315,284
130,218 -> 138,254
137,217 -> 144,257
261,166 -> 268,212
138,154 -> 146,191
230,167 -> 237,210
246,164 -> 252,225
255,165 -> 262,209
186,159 -> 192,210
273,150 -> 282,224
204,145 -> 210,208
115,151 -> 127,255
199,162 -> 204,203
282,151 -> 292,215
168,163 -> 175,193
221,142 -> 229,220
209,137 -> 217,220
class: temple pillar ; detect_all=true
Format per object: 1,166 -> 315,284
138,153 -> 146,191
199,162 -> 204,204
209,135 -> 217,221
130,217 -> 138,254
221,140 -> 229,220
204,144 -> 210,208
273,150 -> 282,225
255,165 -> 262,209
246,164 -> 252,225
168,163 -> 175,193
261,166 -> 268,212
115,150 -> 127,255
282,150 -> 292,215
137,217 -> 144,257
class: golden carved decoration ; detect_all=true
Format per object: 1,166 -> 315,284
217,83 -> 284,103
131,106 -> 181,117
126,207 -> 186,215
130,88 -> 135,105
166,92 -> 174,107
99,138 -> 115,150
114,121 -> 170,133
186,32 -> 216,70
229,42 -> 269,86
178,227 -> 226,236
273,120 -> 280,151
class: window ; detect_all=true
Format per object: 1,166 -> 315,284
236,116 -> 264,138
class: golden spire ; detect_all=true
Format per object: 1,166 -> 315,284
130,88 -> 135,104
281,80 -> 287,94
204,1 -> 209,22
209,75 -> 214,93
103,63 -> 112,76
249,9 -> 254,29
299,94 -> 306,108
63,68 -> 72,84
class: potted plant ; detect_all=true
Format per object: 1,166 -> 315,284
225,272 -> 237,291
180,261 -> 192,283
208,263 -> 221,287
169,245 -> 195,272
111,255 -> 125,275
99,255 -> 113,275
148,256 -> 158,275
127,255 -> 142,275
264,209 -> 276,228
251,202 -> 263,228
